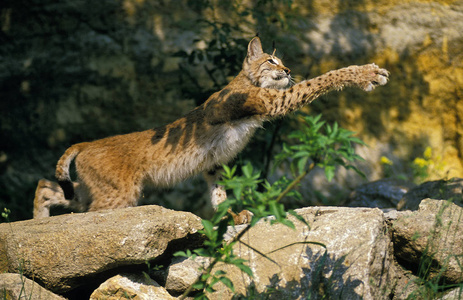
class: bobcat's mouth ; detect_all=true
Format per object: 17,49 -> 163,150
272,74 -> 291,89
273,74 -> 290,81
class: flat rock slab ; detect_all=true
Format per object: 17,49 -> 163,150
210,206 -> 395,299
0,273 -> 66,300
0,205 -> 203,293
90,273 -> 176,300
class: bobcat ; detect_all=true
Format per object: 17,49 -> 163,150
33,37 -> 389,221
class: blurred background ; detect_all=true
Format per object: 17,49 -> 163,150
1,0 -> 462,221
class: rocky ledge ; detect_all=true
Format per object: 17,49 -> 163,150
1,194 -> 462,299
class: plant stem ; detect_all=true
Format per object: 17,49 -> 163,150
179,162 -> 316,299
275,162 -> 315,203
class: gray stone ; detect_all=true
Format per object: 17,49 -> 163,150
440,286 -> 463,300
392,199 -> 463,284
347,178 -> 415,208
208,206 -> 398,299
165,256 -> 210,294
0,273 -> 66,300
90,273 -> 176,300
0,205 -> 203,293
398,178 -> 463,211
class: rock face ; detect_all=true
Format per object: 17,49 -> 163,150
165,256 -> 210,294
398,178 -> 463,210
1,199 -> 463,299
210,207 -> 395,299
0,273 -> 66,300
392,199 -> 463,284
90,273 -> 175,300
0,205 -> 204,293
346,178 -> 416,208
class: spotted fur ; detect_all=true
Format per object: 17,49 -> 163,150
34,37 -> 389,220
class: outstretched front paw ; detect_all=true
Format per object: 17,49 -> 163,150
360,63 -> 389,92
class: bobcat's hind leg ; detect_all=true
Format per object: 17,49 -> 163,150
203,167 -> 227,209
33,179 -> 80,218
203,167 -> 253,225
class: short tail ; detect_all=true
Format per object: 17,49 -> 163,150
55,143 -> 87,200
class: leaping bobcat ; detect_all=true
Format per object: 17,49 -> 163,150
34,37 -> 389,221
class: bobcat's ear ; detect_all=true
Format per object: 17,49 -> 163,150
247,37 -> 263,61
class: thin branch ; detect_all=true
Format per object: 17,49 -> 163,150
275,162 -> 315,203
179,162 -> 316,299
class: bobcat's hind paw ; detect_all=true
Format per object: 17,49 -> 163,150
231,209 -> 253,225
363,63 -> 389,92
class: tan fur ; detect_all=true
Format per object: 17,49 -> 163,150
33,37 -> 389,220
33,179 -> 81,218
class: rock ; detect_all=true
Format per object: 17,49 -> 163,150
0,273 -> 66,300
391,199 -> 463,283
165,256 -> 210,294
90,273 -> 176,300
347,178 -> 416,208
3,200 -> 462,299
0,205 -> 204,293
208,206 -> 397,299
398,178 -> 463,210
440,287 -> 463,300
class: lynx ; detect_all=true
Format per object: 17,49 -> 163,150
33,37 -> 389,222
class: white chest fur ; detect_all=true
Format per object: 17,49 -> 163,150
204,118 -> 263,165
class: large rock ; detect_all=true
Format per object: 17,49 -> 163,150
398,178 -> 463,210
0,273 -> 66,300
3,201 -> 461,299
0,205 -> 203,293
208,206 -> 398,299
346,178 -> 416,208
90,273 -> 176,300
165,256 -> 210,294
392,199 -> 463,283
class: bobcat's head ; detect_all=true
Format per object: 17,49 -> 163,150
243,37 -> 291,90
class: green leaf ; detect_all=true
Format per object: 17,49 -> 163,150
201,219 -> 215,238
194,248 -> 211,257
287,210 -> 311,229
235,262 -> 253,277
324,165 -> 336,182
297,156 -> 309,175
218,276 -> 235,291
214,270 -> 227,276
192,281 -> 206,290
173,250 -> 189,257
269,201 -> 282,220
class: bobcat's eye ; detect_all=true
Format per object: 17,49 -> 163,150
267,58 -> 278,65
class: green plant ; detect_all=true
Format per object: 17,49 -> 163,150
175,114 -> 366,299
380,146 -> 447,184
404,200 -> 463,299
1,207 -> 10,223
411,147 -> 446,183
275,114 -> 366,182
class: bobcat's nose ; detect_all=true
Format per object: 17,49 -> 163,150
284,67 -> 291,75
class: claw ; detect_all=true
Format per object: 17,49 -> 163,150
365,83 -> 375,92
377,74 -> 388,86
